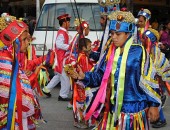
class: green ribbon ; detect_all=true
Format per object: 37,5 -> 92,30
116,37 -> 132,121
110,37 -> 133,125
110,48 -> 120,105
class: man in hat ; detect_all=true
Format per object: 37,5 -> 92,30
43,14 -> 72,101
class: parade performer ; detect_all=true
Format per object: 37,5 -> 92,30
72,18 -> 100,65
66,17 -> 90,62
136,7 -> 168,112
65,17 -> 95,112
17,34 -> 54,96
142,28 -> 168,128
0,14 -> 39,130
17,29 -> 55,126
89,0 -> 119,62
137,8 -> 151,45
42,14 -> 72,101
43,17 -> 90,100
67,38 -> 94,128
69,10 -> 161,130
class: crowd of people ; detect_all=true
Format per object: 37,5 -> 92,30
0,0 -> 170,130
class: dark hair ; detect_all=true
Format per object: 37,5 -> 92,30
78,38 -> 91,51
165,20 -> 170,25
162,20 -> 170,31
59,17 -> 70,26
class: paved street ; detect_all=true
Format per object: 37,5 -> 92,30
37,86 -> 170,130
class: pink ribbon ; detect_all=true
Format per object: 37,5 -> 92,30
85,45 -> 115,120
130,114 -> 134,128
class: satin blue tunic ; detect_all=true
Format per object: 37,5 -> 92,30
81,44 -> 160,114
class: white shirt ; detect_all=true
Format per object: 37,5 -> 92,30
55,27 -> 69,50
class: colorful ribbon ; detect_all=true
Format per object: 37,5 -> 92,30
7,59 -> 19,130
85,44 -> 115,120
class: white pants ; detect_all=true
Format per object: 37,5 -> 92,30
46,69 -> 70,98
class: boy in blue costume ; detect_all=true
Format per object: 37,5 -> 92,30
69,10 -> 161,130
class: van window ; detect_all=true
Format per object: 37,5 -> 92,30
36,3 -> 102,31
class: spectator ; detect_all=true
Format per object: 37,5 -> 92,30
159,20 -> 170,60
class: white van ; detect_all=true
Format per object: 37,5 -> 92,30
32,0 -> 103,56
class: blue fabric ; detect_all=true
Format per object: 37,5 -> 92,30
109,20 -> 135,33
126,114 -> 130,130
159,108 -> 166,121
15,38 -> 20,54
21,81 -> 32,89
144,30 -> 157,43
0,74 -> 11,79
138,10 -> 151,20
0,59 -> 13,65
160,56 -> 166,68
112,47 -> 149,113
7,59 -> 19,129
89,51 -> 100,62
82,44 -> 160,114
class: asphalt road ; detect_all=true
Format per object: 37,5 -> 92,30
37,86 -> 170,130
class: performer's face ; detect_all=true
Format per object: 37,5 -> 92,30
19,31 -> 30,52
100,15 -> 107,30
83,42 -> 92,57
137,16 -> 146,28
65,20 -> 70,30
110,31 -> 130,47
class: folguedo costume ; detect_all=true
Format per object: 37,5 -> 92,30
143,28 -> 170,89
143,28 -> 170,127
43,13 -> 72,100
64,18 -> 89,67
64,18 -> 93,128
76,9 -> 161,130
0,14 -> 43,129
137,8 -> 151,45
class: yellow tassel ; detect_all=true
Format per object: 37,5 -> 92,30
133,114 -> 137,130
11,100 -> 16,129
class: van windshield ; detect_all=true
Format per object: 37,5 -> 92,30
36,3 -> 102,31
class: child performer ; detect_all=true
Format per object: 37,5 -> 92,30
65,18 -> 90,110
71,38 -> 94,129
